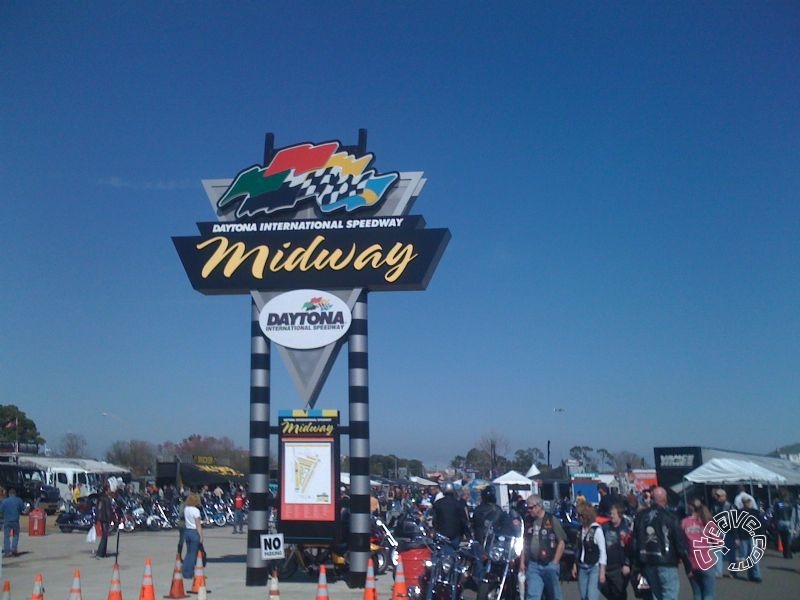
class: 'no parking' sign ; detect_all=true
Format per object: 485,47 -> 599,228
260,533 -> 285,560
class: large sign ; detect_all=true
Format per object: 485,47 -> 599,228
173,140 -> 450,294
278,409 -> 340,542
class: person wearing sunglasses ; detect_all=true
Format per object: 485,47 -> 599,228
519,495 -> 567,600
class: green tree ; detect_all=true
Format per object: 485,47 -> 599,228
465,448 -> 491,478
0,405 -> 44,445
596,448 -> 615,471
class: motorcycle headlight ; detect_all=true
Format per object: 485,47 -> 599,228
512,535 -> 524,558
440,555 -> 455,574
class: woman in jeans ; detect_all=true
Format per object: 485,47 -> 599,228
571,504 -> 607,600
681,499 -> 716,599
181,493 -> 204,580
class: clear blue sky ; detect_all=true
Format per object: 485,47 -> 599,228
2,2 -> 798,469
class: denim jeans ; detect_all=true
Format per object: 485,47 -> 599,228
577,562 -> 600,600
3,522 -> 20,554
525,561 -> 562,600
736,537 -> 762,581
182,529 -> 201,579
643,565 -> 679,600
689,569 -> 716,600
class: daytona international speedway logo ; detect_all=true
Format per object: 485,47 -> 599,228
217,141 -> 399,219
258,289 -> 352,350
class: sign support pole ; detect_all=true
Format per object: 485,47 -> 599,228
347,290 -> 370,587
246,298 -> 272,585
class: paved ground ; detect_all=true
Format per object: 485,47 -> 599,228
1,516 -> 798,599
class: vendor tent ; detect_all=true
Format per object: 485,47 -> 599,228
684,458 -> 787,484
493,470 -> 536,510
525,464 -> 541,478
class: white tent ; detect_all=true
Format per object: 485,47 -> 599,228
493,470 -> 534,485
493,470 -> 537,510
684,458 -> 787,485
525,463 -> 541,478
409,475 -> 438,486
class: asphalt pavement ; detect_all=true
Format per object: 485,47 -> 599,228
1,516 -> 797,599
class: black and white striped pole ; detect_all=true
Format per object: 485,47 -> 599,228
347,290 -> 370,587
246,297 -> 271,586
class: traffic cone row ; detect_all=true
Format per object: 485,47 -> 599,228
164,553 -> 188,599
140,557 -> 156,600
108,563 -> 123,600
1,580 -> 10,600
31,573 -> 44,600
315,565 -> 329,600
363,558 -> 377,600
68,569 -> 84,600
19,553 -> 217,600
392,556 -> 408,600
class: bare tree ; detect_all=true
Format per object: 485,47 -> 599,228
106,440 -> 158,476
612,450 -> 650,472
59,432 -> 88,458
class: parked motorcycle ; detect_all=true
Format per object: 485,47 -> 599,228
474,523 -> 523,600
417,533 -> 472,600
56,504 -> 95,533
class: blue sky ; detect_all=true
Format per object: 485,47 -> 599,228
2,2 -> 798,469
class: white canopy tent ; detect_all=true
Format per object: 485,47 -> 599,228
682,458 -> 787,506
685,458 -> 787,485
525,463 -> 541,478
493,470 -> 537,510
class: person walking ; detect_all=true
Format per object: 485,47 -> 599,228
736,496 -> 763,583
601,503 -> 633,600
95,484 -> 114,558
633,487 -> 691,600
572,504 -> 607,600
519,494 -> 567,600
0,488 -> 25,557
681,499 -> 716,599
772,489 -> 796,559
182,493 -> 204,581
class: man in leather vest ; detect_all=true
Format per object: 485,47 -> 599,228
520,494 -> 566,600
632,487 -> 691,600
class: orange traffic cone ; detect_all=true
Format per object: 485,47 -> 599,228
108,563 -> 123,600
392,556 -> 408,600
1,580 -> 10,600
68,569 -> 84,600
363,558 -> 377,600
191,551 -> 207,594
31,573 -> 44,600
164,553 -> 188,599
268,573 -> 280,600
139,557 -> 156,600
777,535 -> 784,554
315,565 -> 329,600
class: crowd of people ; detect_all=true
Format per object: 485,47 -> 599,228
403,478 -> 799,600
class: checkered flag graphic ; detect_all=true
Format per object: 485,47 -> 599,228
296,167 -> 370,207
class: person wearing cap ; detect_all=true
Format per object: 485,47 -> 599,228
520,494 -> 567,600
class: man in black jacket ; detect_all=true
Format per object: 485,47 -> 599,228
633,487 -> 691,600
432,482 -> 468,548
